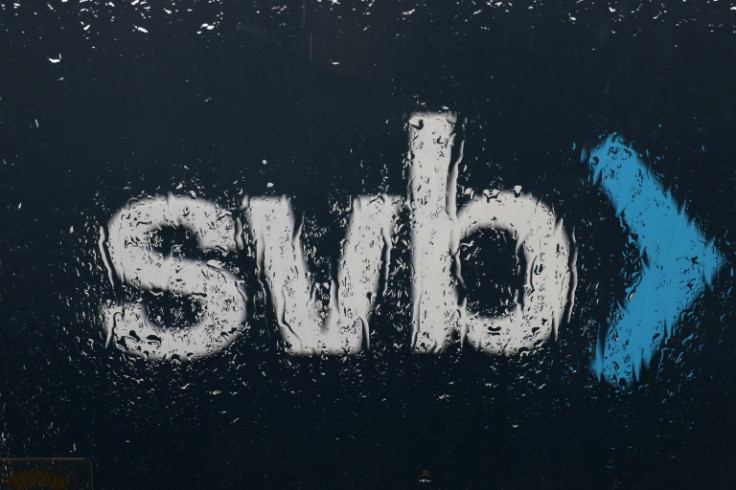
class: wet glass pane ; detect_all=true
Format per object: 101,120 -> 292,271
1,1 -> 735,488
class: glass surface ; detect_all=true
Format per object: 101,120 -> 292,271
1,1 -> 735,488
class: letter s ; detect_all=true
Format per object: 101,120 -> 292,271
101,195 -> 248,360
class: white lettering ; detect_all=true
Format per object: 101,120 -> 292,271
408,112 -> 572,355
101,195 -> 248,360
246,195 -> 400,355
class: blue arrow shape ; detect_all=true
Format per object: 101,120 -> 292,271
585,134 -> 725,388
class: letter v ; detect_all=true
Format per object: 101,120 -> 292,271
245,195 -> 401,355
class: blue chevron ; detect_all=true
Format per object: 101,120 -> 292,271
586,134 -> 725,388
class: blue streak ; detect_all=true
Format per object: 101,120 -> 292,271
587,134 -> 724,388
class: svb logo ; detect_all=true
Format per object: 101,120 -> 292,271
98,112 -> 724,390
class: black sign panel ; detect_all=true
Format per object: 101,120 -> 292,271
1,1 -> 736,488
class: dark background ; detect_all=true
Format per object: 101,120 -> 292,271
1,1 -> 736,488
